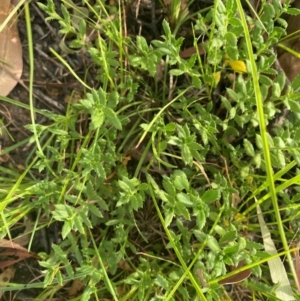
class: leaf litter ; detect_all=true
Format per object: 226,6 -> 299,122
0,0 -> 23,96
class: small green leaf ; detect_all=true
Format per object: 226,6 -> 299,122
275,71 -> 286,92
225,32 -> 237,47
228,17 -> 242,27
154,274 -> 169,290
291,75 -> 300,91
226,88 -> 241,101
136,36 -> 149,53
272,83 -> 281,98
174,202 -> 190,220
221,96 -> 232,110
207,235 -> 221,253
259,74 -> 273,86
193,230 -> 207,242
172,170 -> 189,191
106,219 -> 121,226
261,3 -> 275,21
219,230 -> 237,244
240,165 -> 249,178
196,210 -> 206,230
176,192 -> 193,206
273,150 -> 285,168
260,84 -> 269,101
163,178 -> 176,196
74,216 -> 85,234
103,107 -> 122,129
224,245 -> 240,257
287,99 -> 300,113
88,204 -> 104,218
162,19 -> 172,38
62,221 -> 72,239
244,139 -> 255,157
118,179 -> 131,191
182,144 -> 192,165
286,7 -> 300,15
52,204 -> 70,220
229,107 -> 236,119
52,244 -> 66,257
192,75 -> 202,88
107,90 -> 119,108
165,122 -> 176,132
91,110 -> 104,130
169,69 -> 184,76
238,237 -> 247,250
273,136 -> 285,148
78,19 -> 86,35
253,153 -> 262,168
202,190 -> 220,203
164,210 -> 174,227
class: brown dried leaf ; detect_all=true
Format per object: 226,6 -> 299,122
0,238 -> 29,250
0,238 -> 40,269
277,0 -> 300,82
0,266 -> 15,298
68,278 -> 84,298
13,220 -> 34,247
278,41 -> 300,82
0,0 -> 23,96
218,260 -> 251,285
117,258 -> 134,272
11,0 -> 22,5
180,43 -> 206,58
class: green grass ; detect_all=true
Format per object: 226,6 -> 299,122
1,0 -> 300,300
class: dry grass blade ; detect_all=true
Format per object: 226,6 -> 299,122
0,0 -> 23,96
293,242 -> 300,293
256,203 -> 295,300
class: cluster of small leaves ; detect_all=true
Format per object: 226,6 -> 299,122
124,0 -> 300,188
128,19 -> 204,87
168,124 -> 205,166
147,170 -> 268,300
74,88 -> 122,130
148,170 -> 215,229
23,14 -> 142,289
25,0 -> 300,300
194,229 -> 263,280
197,0 -> 300,186
38,235 -> 109,298
37,0 -> 90,51
88,40 -> 121,84
129,36 -> 162,77
39,243 -> 74,287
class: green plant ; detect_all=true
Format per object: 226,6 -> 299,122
2,0 -> 300,300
